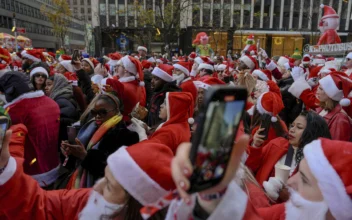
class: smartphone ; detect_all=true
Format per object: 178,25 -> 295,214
0,116 -> 9,150
258,113 -> 272,139
67,126 -> 77,145
188,86 -> 247,193
71,49 -> 80,64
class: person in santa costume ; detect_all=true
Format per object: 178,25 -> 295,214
0,72 -> 60,188
141,60 -> 154,106
115,55 -> 146,121
235,71 -> 256,111
170,136 -> 352,220
107,52 -> 122,75
172,61 -> 197,104
190,56 -> 215,81
147,64 -> 180,127
29,66 -> 48,92
242,34 -> 257,56
130,92 -> 194,154
238,54 -> 258,73
344,52 -> 352,78
21,49 -> 46,73
0,133 -> 175,219
317,4 -> 341,45
289,71 -> 352,141
137,45 -> 148,61
0,48 -> 12,77
193,77 -> 225,112
248,81 -> 288,148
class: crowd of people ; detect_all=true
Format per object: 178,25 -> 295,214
0,35 -> 351,220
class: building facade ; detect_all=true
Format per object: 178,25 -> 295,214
67,0 -> 93,23
0,0 -> 85,50
96,0 -> 352,56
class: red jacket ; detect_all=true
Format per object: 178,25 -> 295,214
250,120 -> 288,148
5,91 -> 60,186
317,29 -> 341,45
9,124 -> 28,159
317,105 -> 352,141
0,158 -> 90,220
246,138 -> 289,185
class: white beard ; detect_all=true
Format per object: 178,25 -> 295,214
285,188 -> 328,220
79,190 -> 125,220
172,74 -> 185,86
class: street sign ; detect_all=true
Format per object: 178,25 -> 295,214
17,27 -> 26,34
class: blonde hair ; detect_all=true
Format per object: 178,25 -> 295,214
319,99 -> 338,111
236,72 -> 256,95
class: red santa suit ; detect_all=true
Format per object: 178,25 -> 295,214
148,92 -> 194,154
0,158 -> 90,220
5,91 -> 60,187
180,78 -> 197,105
9,124 -> 28,159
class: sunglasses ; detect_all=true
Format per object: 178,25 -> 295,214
200,68 -> 206,71
347,58 -> 351,61
34,74 -> 47,78
90,108 -> 115,117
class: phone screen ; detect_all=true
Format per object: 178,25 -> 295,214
190,97 -> 245,188
0,118 -> 9,150
67,126 -> 77,145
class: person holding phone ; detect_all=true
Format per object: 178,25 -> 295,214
61,93 -> 139,189
246,111 -> 331,201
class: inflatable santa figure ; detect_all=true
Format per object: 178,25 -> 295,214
317,4 -> 341,45
242,34 -> 257,56
192,32 -> 214,57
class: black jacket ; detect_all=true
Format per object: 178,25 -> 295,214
76,69 -> 95,104
79,120 -> 139,179
147,81 -> 180,127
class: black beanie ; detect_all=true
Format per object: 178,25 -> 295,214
0,72 -> 31,103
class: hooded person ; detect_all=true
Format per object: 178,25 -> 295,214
130,92 -> 194,154
116,55 -> 146,121
0,139 -> 176,220
0,72 -> 60,188
147,64 -> 180,127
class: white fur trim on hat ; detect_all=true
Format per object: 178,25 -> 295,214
147,57 -> 156,63
108,59 -> 119,67
347,52 -> 352,60
198,63 -> 214,71
21,50 -> 41,62
107,146 -> 168,206
194,57 -> 204,64
277,56 -> 289,67
173,64 -> 190,76
60,60 -> 75,73
304,139 -> 352,220
137,46 -> 147,52
121,56 -> 137,75
239,56 -> 255,70
252,70 -> 269,81
152,67 -> 173,82
30,67 -> 48,79
319,75 -> 343,101
82,58 -> 94,70
288,77 -> 311,98
216,64 -> 227,71
193,81 -> 210,90
266,60 -> 277,71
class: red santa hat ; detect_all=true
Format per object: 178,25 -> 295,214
58,54 -> 72,62
319,71 -> 352,106
215,64 -> 227,72
247,34 -> 254,41
82,58 -> 96,70
193,77 -> 225,90
47,52 -> 56,58
152,64 -> 174,82
188,52 -> 197,61
308,66 -> 323,79
165,92 -> 195,125
256,88 -> 284,122
277,56 -> 290,67
101,77 -> 124,100
320,4 -> 339,20
346,52 -> 352,60
63,72 -> 78,86
156,57 -> 168,64
303,138 -> 352,219
141,60 -> 153,71
252,69 -> 272,81
173,61 -> 191,76
302,54 -> 311,65
108,52 -> 122,66
107,142 -> 175,206
120,55 -> 144,86
148,57 -> 157,63
319,60 -> 340,76
21,49 -> 45,62
137,46 -> 148,52
239,54 -> 258,70
60,60 -> 75,73
29,66 -> 49,79
194,56 -> 211,65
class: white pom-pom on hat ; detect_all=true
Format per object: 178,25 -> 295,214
271,116 -> 278,122
320,4 -> 325,8
188,117 -> 195,124
139,81 -> 145,87
340,98 -> 351,107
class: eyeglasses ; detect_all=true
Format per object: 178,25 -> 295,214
90,108 -> 115,117
200,68 -> 206,71
34,74 -> 47,78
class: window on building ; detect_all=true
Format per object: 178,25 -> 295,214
87,0 -> 91,5
81,0 -> 84,4
73,0 -> 77,5
0,0 -> 5,9
74,8 -> 78,13
88,8 -> 91,13
81,8 -> 84,13
88,16 -> 91,21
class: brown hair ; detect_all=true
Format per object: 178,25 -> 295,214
250,107 -> 286,138
319,99 -> 338,111
236,72 -> 256,95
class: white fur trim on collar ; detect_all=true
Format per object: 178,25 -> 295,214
107,147 -> 168,206
4,90 -> 45,109
304,140 -> 352,220
118,76 -> 136,83
319,75 -> 343,101
21,50 -> 41,62
252,69 -> 269,81
198,63 -> 214,71
152,67 -> 173,82
173,64 -> 190,76
30,67 -> 48,79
